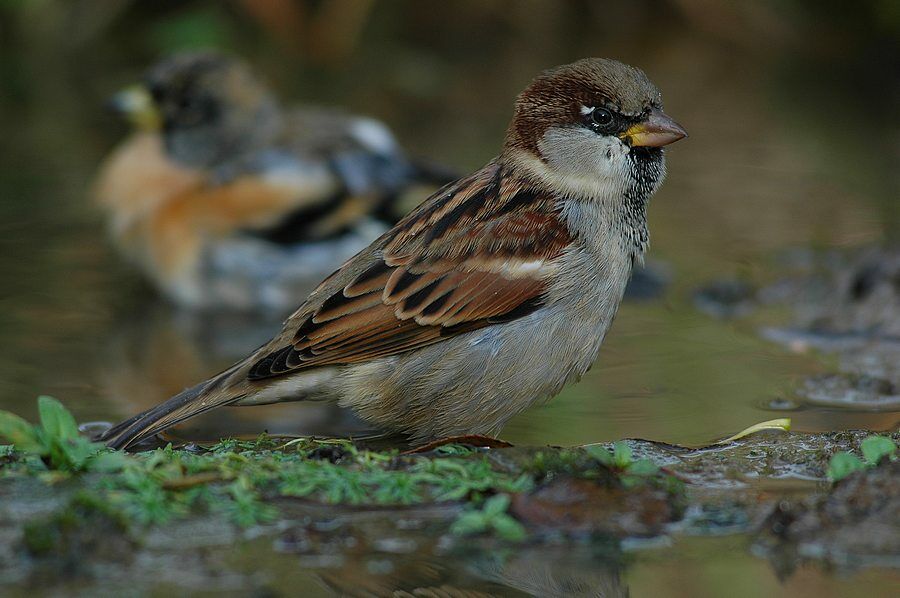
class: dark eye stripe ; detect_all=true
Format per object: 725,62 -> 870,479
584,105 -> 647,137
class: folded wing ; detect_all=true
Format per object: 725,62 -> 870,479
248,160 -> 572,379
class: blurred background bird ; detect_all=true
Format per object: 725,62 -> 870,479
93,51 -> 456,312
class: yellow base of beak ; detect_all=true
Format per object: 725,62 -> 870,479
621,109 -> 687,148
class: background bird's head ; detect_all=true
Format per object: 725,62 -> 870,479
504,58 -> 686,201
109,51 -> 282,170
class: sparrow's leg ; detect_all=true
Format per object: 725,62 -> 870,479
401,435 -> 514,455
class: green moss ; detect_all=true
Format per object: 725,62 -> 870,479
2,399 -> 685,545
2,435 -> 684,544
521,443 -> 677,494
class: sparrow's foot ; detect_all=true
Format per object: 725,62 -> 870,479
402,434 -> 514,455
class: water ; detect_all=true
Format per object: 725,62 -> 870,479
0,2 -> 897,594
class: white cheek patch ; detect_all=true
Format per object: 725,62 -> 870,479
534,126 -> 631,200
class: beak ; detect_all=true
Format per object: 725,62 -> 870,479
621,108 -> 687,148
106,85 -> 161,131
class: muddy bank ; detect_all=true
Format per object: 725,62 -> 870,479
757,459 -> 900,571
0,437 -> 681,594
1,430 -> 897,594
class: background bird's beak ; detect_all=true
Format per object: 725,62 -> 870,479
621,108 -> 687,147
107,85 -> 161,131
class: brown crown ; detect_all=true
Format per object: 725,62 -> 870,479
503,58 -> 663,156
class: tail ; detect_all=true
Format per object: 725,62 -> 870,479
100,367 -> 250,451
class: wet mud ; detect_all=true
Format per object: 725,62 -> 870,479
1,430 -> 897,595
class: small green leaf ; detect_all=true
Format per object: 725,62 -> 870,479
450,512 -> 488,536
60,438 -> 104,469
482,494 -> 510,517
491,514 -> 527,542
87,450 -> 133,473
860,435 -> 897,465
626,459 -> 659,476
0,411 -> 45,454
827,452 -> 866,481
612,441 -> 633,468
37,396 -> 79,441
584,444 -> 614,466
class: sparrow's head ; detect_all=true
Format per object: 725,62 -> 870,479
504,58 -> 686,200
108,51 -> 281,169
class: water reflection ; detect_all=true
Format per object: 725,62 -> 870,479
313,546 -> 628,597
267,516 -> 629,598
234,527 -> 896,597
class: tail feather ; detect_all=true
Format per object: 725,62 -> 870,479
101,372 -> 248,451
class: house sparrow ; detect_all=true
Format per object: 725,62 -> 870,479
93,51 -> 455,311
102,57 -> 686,450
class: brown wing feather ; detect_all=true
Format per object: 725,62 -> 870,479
103,159 -> 572,450
247,160 -> 572,381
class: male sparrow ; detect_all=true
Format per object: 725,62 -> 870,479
94,51 -> 454,311
102,58 -> 686,450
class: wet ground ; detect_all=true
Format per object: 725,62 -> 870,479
1,429 -> 897,596
1,2 -> 898,595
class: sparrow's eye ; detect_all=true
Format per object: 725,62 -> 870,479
591,108 -> 614,127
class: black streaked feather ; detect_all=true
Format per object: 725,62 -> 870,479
419,289 -> 453,317
486,295 -> 544,323
401,279 -> 442,313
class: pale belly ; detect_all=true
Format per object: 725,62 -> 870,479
334,256 -> 632,441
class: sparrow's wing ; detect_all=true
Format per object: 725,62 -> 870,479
247,160 -> 572,378
102,160 -> 569,449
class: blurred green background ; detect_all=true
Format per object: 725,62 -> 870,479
0,1 -> 898,595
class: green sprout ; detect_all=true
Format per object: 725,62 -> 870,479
584,441 -> 661,487
450,494 -> 527,542
0,396 -> 129,473
827,435 -> 897,482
